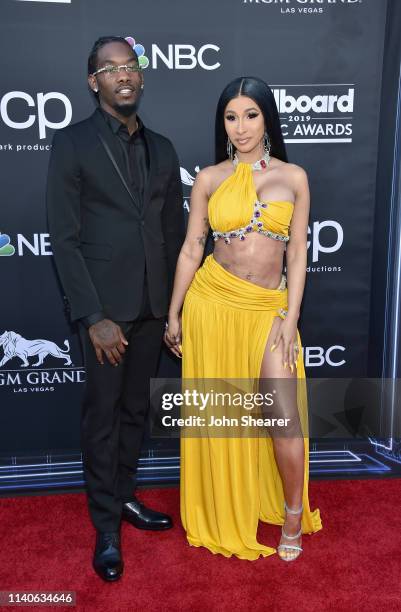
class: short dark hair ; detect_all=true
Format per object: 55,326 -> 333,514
215,76 -> 288,164
87,36 -> 137,76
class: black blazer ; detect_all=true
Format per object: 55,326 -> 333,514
46,108 -> 185,322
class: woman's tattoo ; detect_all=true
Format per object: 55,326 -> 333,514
196,233 -> 207,247
196,217 -> 210,246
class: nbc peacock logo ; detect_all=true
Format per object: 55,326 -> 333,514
125,36 -> 149,69
0,232 -> 15,256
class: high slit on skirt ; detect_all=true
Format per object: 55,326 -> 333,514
180,254 -> 322,560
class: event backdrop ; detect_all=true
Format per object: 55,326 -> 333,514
0,0 -> 395,489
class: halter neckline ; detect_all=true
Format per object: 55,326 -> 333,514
233,151 -> 270,171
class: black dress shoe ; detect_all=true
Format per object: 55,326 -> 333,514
93,531 -> 123,582
122,496 -> 173,531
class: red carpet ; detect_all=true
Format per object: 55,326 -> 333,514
0,479 -> 400,611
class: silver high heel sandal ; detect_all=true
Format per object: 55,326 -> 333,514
277,501 -> 303,562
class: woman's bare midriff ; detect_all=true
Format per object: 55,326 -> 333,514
212,231 -> 286,289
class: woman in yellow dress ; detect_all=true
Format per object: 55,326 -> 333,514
164,77 -> 322,561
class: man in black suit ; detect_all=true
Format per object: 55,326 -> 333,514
46,36 -> 185,581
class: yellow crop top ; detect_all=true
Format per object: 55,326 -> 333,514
208,161 -> 294,244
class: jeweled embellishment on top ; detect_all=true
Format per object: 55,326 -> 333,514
232,152 -> 270,171
212,199 -> 290,244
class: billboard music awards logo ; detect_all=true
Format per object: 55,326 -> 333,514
271,85 -> 354,143
0,330 -> 85,393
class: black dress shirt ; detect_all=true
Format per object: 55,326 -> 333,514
81,108 -> 150,329
100,107 -> 149,204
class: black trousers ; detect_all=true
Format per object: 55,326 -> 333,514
78,276 -> 165,532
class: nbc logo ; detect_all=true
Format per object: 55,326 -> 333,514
125,36 -> 149,69
124,35 -> 220,71
0,233 -> 15,256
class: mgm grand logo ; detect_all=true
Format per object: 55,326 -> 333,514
243,0 -> 361,5
0,330 -> 85,392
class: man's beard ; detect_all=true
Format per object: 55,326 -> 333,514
112,96 -> 141,117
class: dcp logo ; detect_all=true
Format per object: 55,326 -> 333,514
307,220 -> 343,262
0,91 -> 72,139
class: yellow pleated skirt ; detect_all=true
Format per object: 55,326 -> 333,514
180,254 -> 322,560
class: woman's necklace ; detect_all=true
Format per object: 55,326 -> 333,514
232,150 -> 271,171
